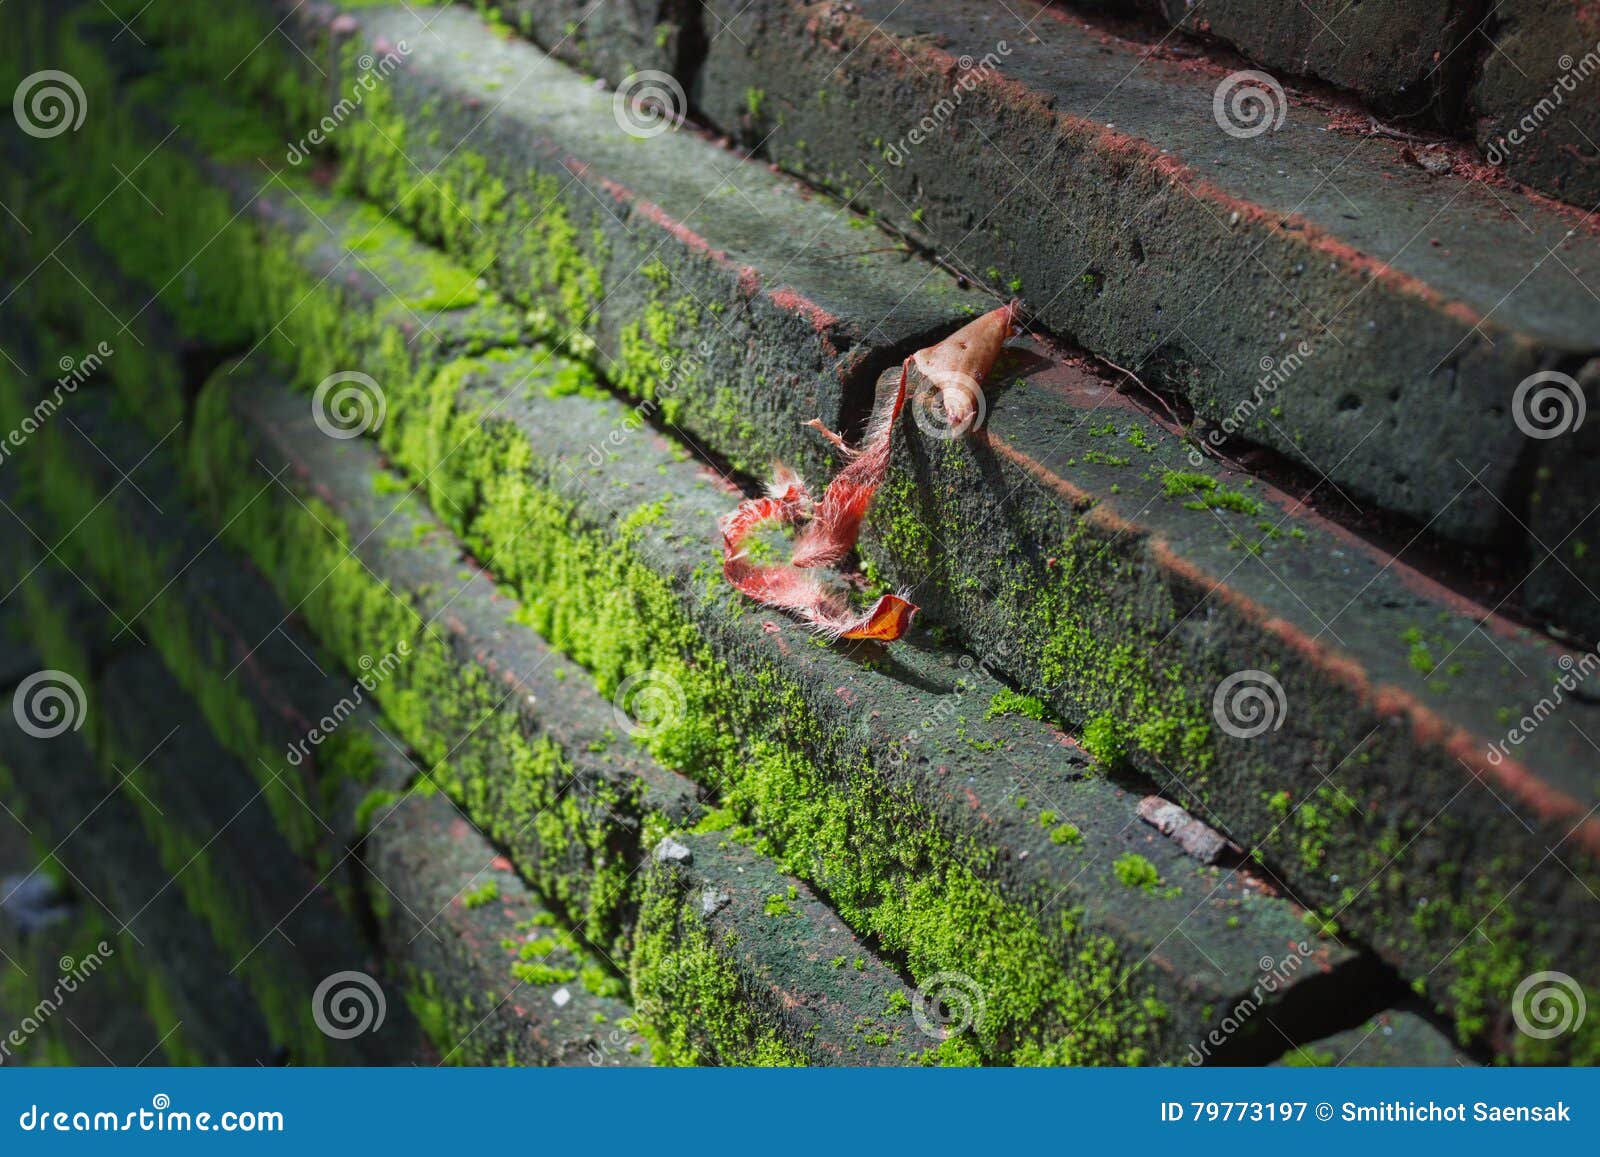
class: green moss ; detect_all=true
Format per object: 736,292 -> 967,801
463,880 -> 501,909
1080,712 -> 1129,772
986,689 -> 1047,721
1113,853 -> 1161,893
1050,823 -> 1083,846
1161,471 -> 1262,516
632,871 -> 807,1066
31,2 -> 1179,1064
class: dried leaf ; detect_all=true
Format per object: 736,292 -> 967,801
716,301 -> 1021,645
910,300 -> 1020,432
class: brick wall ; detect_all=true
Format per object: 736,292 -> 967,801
0,0 -> 1595,1066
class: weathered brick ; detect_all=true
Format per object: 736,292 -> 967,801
1472,2 -> 1600,210
0,635 -> 277,1065
479,0 -> 693,84
365,790 -> 650,1066
1275,1010 -> 1478,1067
855,336 -> 1600,1063
200,348 -> 1379,1064
1137,0 -> 1475,122
693,0 -> 1600,549
635,830 -> 926,1065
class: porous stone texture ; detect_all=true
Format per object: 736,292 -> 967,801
281,1 -> 976,485
1276,1010 -> 1477,1067
694,0 -> 1600,550
858,342 -> 1600,1063
634,831 -> 923,1065
205,347 -> 1379,1065
4,0 -> 1594,1068
1135,0 -> 1476,122
1472,2 -> 1600,210
0,640 -> 277,1066
480,0 -> 695,84
364,790 -> 651,1065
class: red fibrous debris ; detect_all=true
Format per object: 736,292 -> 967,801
719,302 -> 1018,645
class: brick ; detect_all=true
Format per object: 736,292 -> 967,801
1275,1010 -> 1478,1067
0,678 -> 278,1065
1472,2 -> 1600,210
0,556 -> 419,1064
1137,1 -> 1475,123
693,0 -> 1600,549
265,0 -> 975,484
0,374 -> 413,869
197,351 -> 1381,1064
853,336 -> 1600,1063
1523,356 -> 1600,641
365,790 -> 650,1066
484,0 -> 693,84
635,830 -> 926,1065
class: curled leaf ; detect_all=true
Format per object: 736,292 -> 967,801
717,301 -> 1020,645
719,462 -> 918,641
910,299 -> 1020,433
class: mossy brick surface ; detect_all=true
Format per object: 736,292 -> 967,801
206,347 -> 1386,1064
189,358 -> 703,965
0,904 -> 167,1067
364,789 -> 650,1066
1274,1010 -> 1478,1067
0,687 -> 276,1066
633,830 -> 924,1066
1522,356 -> 1600,641
855,338 -> 1600,1062
98,0 -> 978,484
469,0 -> 692,84
1471,2 -> 1600,211
694,0 -> 1600,549
0,377 -> 412,869
0,547 -> 418,1064
91,644 -> 422,1065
